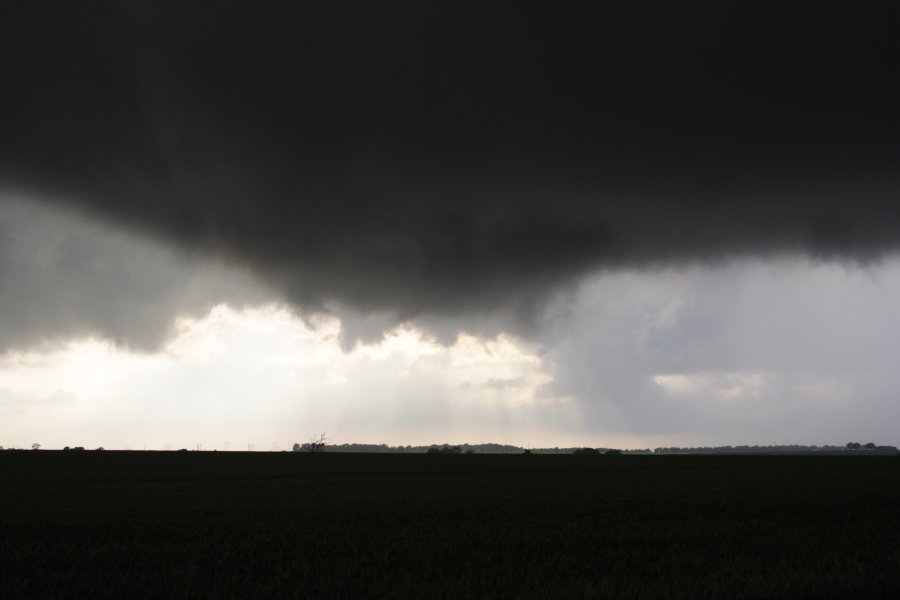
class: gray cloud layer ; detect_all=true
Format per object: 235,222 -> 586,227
542,262 -> 900,444
0,195 -> 270,353
1,3 -> 898,341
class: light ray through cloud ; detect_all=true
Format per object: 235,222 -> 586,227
0,305 -> 570,450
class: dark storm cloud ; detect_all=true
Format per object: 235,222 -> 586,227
2,2 -> 898,326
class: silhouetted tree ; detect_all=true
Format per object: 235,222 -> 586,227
302,432 -> 329,452
605,449 -> 623,456
846,442 -> 861,450
864,442 -> 876,450
31,443 -> 41,451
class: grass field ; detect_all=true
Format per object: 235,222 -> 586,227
1,452 -> 898,598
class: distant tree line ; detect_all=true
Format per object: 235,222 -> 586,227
5,441 -> 896,455
426,445 -> 477,454
0,445 -> 103,451
845,442 -> 896,451
288,442 -> 632,455
286,442 -> 898,455
653,444 -> 898,454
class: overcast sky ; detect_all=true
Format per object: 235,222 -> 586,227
1,3 -> 898,449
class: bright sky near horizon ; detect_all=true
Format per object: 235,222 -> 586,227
0,303 -> 570,450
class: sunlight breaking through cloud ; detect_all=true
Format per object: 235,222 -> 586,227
0,305 -> 566,450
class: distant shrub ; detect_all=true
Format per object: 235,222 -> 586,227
573,447 -> 600,455
604,449 -> 623,456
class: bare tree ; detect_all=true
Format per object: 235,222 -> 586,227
31,442 -> 41,451
305,432 -> 329,453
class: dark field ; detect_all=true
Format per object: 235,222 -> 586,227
2,452 -> 898,599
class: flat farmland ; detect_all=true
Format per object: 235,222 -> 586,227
1,452 -> 898,599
